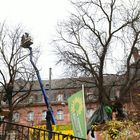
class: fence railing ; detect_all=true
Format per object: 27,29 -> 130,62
0,121 -> 86,140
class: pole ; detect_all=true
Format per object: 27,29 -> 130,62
49,68 -> 52,94
82,84 -> 87,139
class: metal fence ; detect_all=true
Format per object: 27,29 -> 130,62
0,121 -> 86,140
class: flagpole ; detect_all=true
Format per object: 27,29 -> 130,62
82,84 -> 84,94
82,84 -> 87,139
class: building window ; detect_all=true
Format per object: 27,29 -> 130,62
12,112 -> 20,122
86,93 -> 98,102
35,94 -> 42,103
110,88 -> 120,100
86,108 -> 94,119
56,94 -> 63,102
27,111 -> 34,121
115,90 -> 120,98
42,111 -> 46,120
28,96 -> 34,104
56,109 -> 64,120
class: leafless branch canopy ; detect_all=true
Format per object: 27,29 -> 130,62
53,0 -> 140,103
0,23 -> 39,121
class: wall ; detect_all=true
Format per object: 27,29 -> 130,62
14,103 -> 71,126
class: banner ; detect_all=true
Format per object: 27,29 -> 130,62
30,124 -> 74,140
68,90 -> 87,139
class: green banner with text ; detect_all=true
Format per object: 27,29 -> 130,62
68,90 -> 87,139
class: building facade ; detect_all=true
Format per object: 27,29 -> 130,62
11,78 -> 99,127
4,77 -> 140,125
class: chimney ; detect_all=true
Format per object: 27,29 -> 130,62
132,47 -> 139,62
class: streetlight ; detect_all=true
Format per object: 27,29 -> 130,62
20,33 -> 56,139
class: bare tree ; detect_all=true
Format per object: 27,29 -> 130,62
53,0 -> 140,104
0,23 -> 39,122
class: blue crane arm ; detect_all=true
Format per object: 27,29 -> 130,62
28,47 -> 56,125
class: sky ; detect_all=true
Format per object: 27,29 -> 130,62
0,0 -> 71,80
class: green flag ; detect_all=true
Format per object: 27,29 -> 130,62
68,90 -> 87,139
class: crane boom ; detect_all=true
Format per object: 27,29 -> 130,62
20,33 -> 56,130
28,47 -> 56,124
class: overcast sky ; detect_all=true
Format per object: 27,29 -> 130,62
0,0 -> 71,80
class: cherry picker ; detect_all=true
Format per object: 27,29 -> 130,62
20,33 -> 56,139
